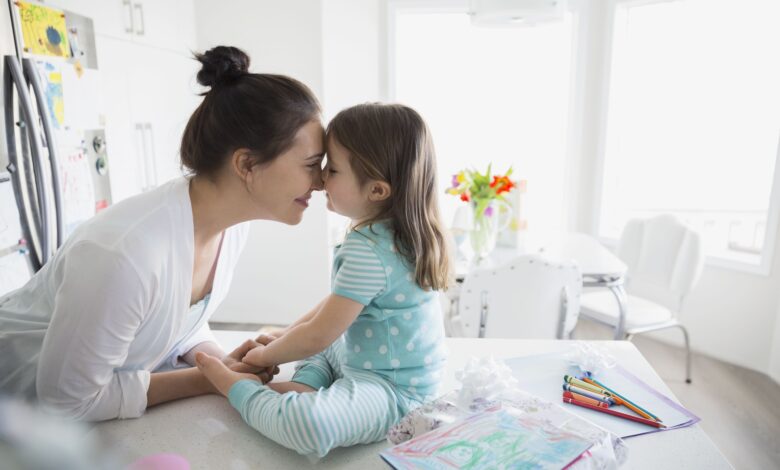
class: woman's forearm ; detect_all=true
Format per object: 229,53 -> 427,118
147,367 -> 215,408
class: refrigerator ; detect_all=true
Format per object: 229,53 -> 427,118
1,0 -> 112,296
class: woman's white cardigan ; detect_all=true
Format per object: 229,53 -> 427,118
0,177 -> 249,421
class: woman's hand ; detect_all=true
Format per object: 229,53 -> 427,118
196,352 -> 261,397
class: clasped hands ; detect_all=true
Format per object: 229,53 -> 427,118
199,333 -> 280,396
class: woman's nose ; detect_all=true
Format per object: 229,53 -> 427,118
311,167 -> 325,190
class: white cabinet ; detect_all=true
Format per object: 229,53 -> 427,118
21,0 -> 199,202
129,0 -> 197,55
97,36 -> 200,201
128,45 -> 200,190
95,36 -> 137,201
50,0 -> 197,56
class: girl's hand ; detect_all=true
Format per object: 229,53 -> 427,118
222,339 -> 260,370
224,337 -> 280,378
242,344 -> 272,368
196,352 -> 262,397
258,328 -> 287,339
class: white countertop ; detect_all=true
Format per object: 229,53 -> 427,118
89,333 -> 731,469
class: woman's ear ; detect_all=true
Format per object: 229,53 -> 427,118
230,148 -> 256,183
367,181 -> 392,202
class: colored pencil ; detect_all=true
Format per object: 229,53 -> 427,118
563,391 -> 609,408
563,397 -> 666,428
583,377 -> 662,422
587,379 -> 663,421
563,384 -> 614,405
563,375 -> 611,396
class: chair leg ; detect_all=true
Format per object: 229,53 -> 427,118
624,324 -> 691,383
676,323 -> 693,384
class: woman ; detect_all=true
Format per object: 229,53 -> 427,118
0,46 -> 324,421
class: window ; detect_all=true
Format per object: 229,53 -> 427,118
391,5 -> 574,232
598,0 -> 780,270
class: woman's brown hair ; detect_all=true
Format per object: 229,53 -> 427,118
327,103 -> 452,291
180,46 -> 320,176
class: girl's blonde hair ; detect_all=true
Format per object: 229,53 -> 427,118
327,103 -> 452,291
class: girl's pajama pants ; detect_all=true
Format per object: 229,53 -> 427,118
227,338 -> 419,457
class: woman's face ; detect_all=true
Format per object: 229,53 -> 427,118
248,120 -> 325,225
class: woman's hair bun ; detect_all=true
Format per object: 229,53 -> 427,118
195,46 -> 250,88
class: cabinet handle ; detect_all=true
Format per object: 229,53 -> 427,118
123,0 -> 134,34
144,123 -> 158,187
135,123 -> 148,191
133,3 -> 145,36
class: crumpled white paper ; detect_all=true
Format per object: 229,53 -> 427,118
565,341 -> 618,376
453,356 -> 519,408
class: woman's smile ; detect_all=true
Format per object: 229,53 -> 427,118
295,194 -> 312,208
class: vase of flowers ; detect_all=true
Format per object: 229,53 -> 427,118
446,165 -> 516,259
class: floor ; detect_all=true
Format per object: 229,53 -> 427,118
210,320 -> 780,470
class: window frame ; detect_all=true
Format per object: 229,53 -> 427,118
385,0 -> 471,102
386,0 -> 584,234
590,0 -> 780,276
386,0 -> 780,276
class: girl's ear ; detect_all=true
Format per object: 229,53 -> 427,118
230,148 -> 256,183
367,180 -> 392,202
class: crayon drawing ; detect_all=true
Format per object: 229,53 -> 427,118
35,61 -> 65,129
16,1 -> 71,58
381,408 -> 592,470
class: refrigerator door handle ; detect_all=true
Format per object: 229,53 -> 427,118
22,58 -> 63,249
144,123 -> 157,187
134,123 -> 148,191
3,56 -> 47,270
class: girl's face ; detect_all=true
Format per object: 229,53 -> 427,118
247,120 -> 324,225
323,137 -> 373,221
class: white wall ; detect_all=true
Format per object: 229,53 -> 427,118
322,0 -> 382,119
321,0 -> 383,242
770,282 -> 780,383
193,0 -> 331,325
662,233 -> 780,374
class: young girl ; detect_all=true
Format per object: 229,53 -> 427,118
196,103 -> 451,457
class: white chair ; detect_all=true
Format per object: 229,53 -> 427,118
448,254 -> 582,339
579,215 -> 704,383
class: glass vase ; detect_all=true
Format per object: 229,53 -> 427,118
469,200 -> 509,260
